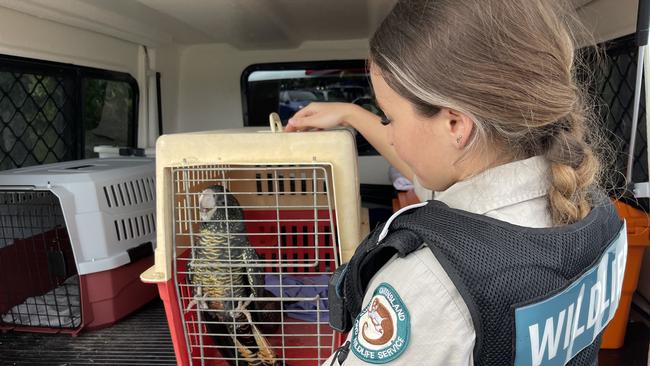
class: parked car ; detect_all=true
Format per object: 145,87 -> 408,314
277,90 -> 320,119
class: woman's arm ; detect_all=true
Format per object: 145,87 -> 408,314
286,102 -> 415,181
320,247 -> 475,365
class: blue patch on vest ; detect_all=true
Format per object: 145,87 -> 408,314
514,224 -> 627,366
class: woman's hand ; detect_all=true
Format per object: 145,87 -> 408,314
285,101 -> 415,181
285,102 -> 357,132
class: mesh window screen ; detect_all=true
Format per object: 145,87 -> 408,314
0,55 -> 138,171
0,71 -> 76,171
594,35 -> 649,210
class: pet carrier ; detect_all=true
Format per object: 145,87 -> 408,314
0,158 -> 158,335
141,126 -> 367,366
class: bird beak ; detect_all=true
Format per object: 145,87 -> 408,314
199,208 -> 209,221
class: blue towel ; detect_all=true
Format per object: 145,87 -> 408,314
265,274 -> 329,322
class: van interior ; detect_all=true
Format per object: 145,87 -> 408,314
0,0 -> 648,365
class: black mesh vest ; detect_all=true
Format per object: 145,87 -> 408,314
341,199 -> 624,366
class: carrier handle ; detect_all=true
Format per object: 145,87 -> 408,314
269,112 -> 283,133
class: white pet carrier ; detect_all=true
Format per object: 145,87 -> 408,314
141,126 -> 368,366
0,158 -> 158,334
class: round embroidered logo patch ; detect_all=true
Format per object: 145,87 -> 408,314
351,282 -> 410,364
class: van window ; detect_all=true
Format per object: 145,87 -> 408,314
0,55 -> 138,170
595,35 -> 647,197
241,60 -> 380,155
82,78 -> 137,158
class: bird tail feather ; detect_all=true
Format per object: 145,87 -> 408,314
233,337 -> 258,365
241,306 -> 281,366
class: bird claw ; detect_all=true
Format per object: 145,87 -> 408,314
186,287 -> 208,314
230,294 -> 255,321
236,296 -> 253,311
185,299 -> 197,314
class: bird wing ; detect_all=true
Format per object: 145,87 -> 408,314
241,240 -> 265,298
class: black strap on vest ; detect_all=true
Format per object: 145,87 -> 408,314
329,207 -> 425,332
345,226 -> 423,317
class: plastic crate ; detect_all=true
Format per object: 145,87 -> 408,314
0,158 -> 158,334
142,127 -> 364,366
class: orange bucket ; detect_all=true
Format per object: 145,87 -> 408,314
600,200 -> 650,349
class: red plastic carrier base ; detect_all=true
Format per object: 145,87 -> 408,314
79,254 -> 158,332
0,227 -> 157,335
156,278 -> 347,366
157,209 -> 346,366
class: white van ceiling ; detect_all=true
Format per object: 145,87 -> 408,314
0,0 -> 638,48
137,0 -> 397,49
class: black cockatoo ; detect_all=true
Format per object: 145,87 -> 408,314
188,185 -> 282,366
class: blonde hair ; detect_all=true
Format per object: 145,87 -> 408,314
370,0 -> 606,225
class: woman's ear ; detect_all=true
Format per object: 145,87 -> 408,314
446,109 -> 474,148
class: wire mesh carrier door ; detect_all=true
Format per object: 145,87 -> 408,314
177,164 -> 341,366
0,190 -> 80,331
143,127 -> 363,366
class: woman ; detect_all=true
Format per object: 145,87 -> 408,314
287,1 -> 626,365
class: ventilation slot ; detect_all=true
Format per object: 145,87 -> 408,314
113,213 -> 156,242
117,184 -> 126,206
110,185 -> 119,207
289,173 -> 296,194
125,183 -> 134,206
147,178 -> 155,200
102,177 -> 155,209
253,169 -> 317,196
300,173 -> 307,195
255,173 -> 262,195
103,187 -> 112,208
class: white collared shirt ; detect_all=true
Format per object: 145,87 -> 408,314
425,155 -> 552,227
324,156 -> 552,366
